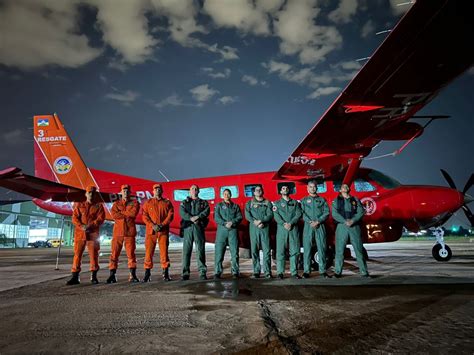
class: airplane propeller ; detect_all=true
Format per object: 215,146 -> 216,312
440,169 -> 474,227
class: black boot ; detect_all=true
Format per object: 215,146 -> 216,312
163,268 -> 171,281
91,270 -> 99,284
66,272 -> 80,285
106,269 -> 117,284
142,268 -> 151,283
129,268 -> 140,283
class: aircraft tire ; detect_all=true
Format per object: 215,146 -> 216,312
432,243 -> 452,262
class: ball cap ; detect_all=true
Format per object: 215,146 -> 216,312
86,185 -> 97,193
153,183 -> 162,189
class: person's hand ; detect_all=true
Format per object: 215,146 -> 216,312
253,220 -> 261,226
310,221 -> 319,228
152,224 -> 159,232
190,216 -> 199,223
225,221 -> 233,228
81,224 -> 87,231
258,223 -> 264,229
345,220 -> 353,227
284,223 -> 291,231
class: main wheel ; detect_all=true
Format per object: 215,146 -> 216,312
432,243 -> 452,262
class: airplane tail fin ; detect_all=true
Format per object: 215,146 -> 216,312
33,114 -> 98,190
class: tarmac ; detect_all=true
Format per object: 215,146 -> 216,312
0,240 -> 473,354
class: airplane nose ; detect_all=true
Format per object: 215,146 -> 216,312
412,187 -> 463,219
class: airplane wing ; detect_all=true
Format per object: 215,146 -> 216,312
274,0 -> 474,181
0,167 -> 115,202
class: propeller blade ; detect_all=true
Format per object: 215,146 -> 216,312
462,174 -> 474,194
461,204 -> 474,227
440,169 -> 457,190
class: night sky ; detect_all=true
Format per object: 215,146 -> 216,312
0,0 -> 473,226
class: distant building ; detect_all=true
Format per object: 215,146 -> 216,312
0,201 -> 73,248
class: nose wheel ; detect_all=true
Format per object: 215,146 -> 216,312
431,227 -> 452,262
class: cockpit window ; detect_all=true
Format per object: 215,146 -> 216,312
368,170 -> 401,189
333,179 -> 376,192
354,179 -> 376,192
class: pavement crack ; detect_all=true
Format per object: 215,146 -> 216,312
257,299 -> 301,354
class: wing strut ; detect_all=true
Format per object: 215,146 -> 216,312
342,157 -> 362,186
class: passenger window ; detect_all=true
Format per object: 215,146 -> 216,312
244,184 -> 262,197
174,187 -> 216,201
220,186 -> 239,198
277,182 -> 296,194
198,187 -> 215,200
333,180 -> 376,192
316,182 -> 327,193
174,189 -> 188,201
354,179 -> 376,192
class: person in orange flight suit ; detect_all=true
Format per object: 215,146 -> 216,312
67,185 -> 105,285
142,183 -> 174,282
107,184 -> 140,283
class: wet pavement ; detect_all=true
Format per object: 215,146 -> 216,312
0,241 -> 473,354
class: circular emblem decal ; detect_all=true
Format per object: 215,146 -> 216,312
54,156 -> 73,175
253,204 -> 258,208
361,197 -> 377,216
307,199 -> 312,204
222,205 -> 227,209
281,203 -> 285,207
272,206 -> 277,212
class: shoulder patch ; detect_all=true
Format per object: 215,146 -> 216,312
272,205 -> 277,212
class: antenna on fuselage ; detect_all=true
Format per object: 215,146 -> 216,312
158,170 -> 170,182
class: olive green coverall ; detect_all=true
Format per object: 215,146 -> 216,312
300,195 -> 330,275
180,198 -> 210,277
331,196 -> 368,276
273,198 -> 302,276
214,201 -> 242,276
244,198 -> 273,276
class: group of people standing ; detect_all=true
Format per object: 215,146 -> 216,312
66,180 -> 369,285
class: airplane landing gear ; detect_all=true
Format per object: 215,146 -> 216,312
432,227 -> 452,261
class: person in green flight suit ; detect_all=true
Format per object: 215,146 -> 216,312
214,188 -> 243,279
300,180 -> 331,279
244,185 -> 274,278
331,183 -> 370,278
273,184 -> 302,279
179,184 -> 210,280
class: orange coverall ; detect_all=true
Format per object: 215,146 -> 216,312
71,201 -> 105,272
109,199 -> 140,269
142,198 -> 174,269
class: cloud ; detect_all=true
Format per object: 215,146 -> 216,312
3,129 -> 27,146
150,0 -> 206,45
190,84 -> 219,104
99,74 -> 107,83
203,0 -> 279,36
104,89 -> 139,105
328,0 -> 358,24
273,0 -> 343,65
154,94 -> 191,109
360,19 -> 375,38
201,67 -> 231,79
217,96 -> 238,105
242,75 -> 258,86
306,86 -> 341,99
263,59 -> 360,99
91,0 -> 158,64
0,0 -> 102,70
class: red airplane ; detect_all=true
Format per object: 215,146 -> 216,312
0,0 -> 472,264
